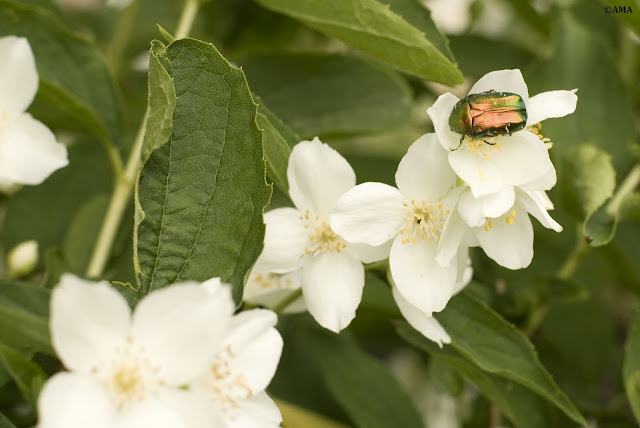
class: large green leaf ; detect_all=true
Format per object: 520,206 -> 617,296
0,413 -> 17,428
274,314 -> 423,428
134,39 -> 271,303
433,292 -> 586,426
0,344 -> 46,405
398,323 -> 573,428
240,53 -> 412,138
623,312 -> 640,423
0,0 -> 123,146
253,0 -> 463,85
0,281 -> 51,355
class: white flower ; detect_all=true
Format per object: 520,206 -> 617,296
258,138 -> 390,333
0,36 -> 68,194
330,134 -> 466,317
38,274 -> 235,428
188,293 -> 284,427
244,268 -> 306,313
427,69 -> 577,197
7,240 -> 38,279
437,186 -> 563,270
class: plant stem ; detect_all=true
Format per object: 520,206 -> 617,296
606,163 -> 640,215
85,0 -> 201,278
106,0 -> 140,78
273,289 -> 303,314
557,225 -> 591,281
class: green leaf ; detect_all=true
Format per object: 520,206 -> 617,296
527,12 -> 635,172
134,39 -> 271,303
584,204 -> 617,247
276,399 -> 352,428
398,323 -> 574,428
276,315 -> 423,428
110,281 -> 141,309
253,0 -> 463,85
255,96 -> 295,193
3,142 -> 113,265
0,413 -> 17,428
0,281 -> 52,355
140,40 -> 177,164
0,0 -> 123,146
620,192 -> 640,222
241,53 -> 412,138
434,292 -> 587,426
623,312 -> 640,423
0,344 -> 46,405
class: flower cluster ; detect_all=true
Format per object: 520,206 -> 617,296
38,275 -> 283,428
254,70 -> 576,346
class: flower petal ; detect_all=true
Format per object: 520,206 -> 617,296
426,92 -> 462,151
453,247 -> 473,295
395,133 -> 456,201
390,237 -> 457,316
521,163 -> 557,192
436,208 -> 467,268
517,188 -> 562,232
118,394 -> 187,428
330,182 -> 406,246
222,309 -> 283,393
243,269 -> 303,308
458,186 -> 515,227
392,287 -> 451,347
347,240 -> 392,264
50,274 -> 131,373
0,36 -> 38,113
131,282 -> 234,385
302,252 -> 364,333
468,69 -> 530,108
0,113 -> 68,186
231,392 -> 283,428
37,372 -> 115,428
526,90 -> 578,126
259,208 -> 309,273
287,137 -> 355,216
474,202 -> 534,269
153,388 -> 223,428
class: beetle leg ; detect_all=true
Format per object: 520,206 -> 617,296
451,135 -> 464,151
482,139 -> 496,146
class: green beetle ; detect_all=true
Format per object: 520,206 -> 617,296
448,90 -> 527,150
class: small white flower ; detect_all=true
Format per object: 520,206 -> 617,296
244,268 -> 306,313
258,138 -> 390,333
330,134 -> 466,317
427,69 -> 577,197
189,304 -> 284,427
0,36 -> 68,194
6,240 -> 38,279
437,186 -> 563,270
38,274 -> 235,428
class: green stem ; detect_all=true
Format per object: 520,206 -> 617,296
606,163 -> 640,215
557,226 -> 591,281
85,0 -> 201,278
620,26 -> 637,89
273,289 -> 303,314
106,0 -> 140,78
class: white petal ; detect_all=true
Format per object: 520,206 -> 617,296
37,372 -> 115,428
392,287 -> 451,347
302,253 -> 364,333
223,309 -> 283,393
259,208 -> 309,273
395,133 -> 456,201
468,69 -> 530,109
0,113 -> 68,185
517,188 -> 562,232
347,240 -> 392,263
230,392 -> 283,428
453,247 -> 473,295
243,269 -> 305,313
426,92 -> 462,151
50,274 -> 131,374
536,190 -> 554,210
154,388 -> 223,428
131,283 -> 234,385
118,394 -> 187,428
521,164 -> 557,192
436,208 -> 468,268
390,237 -> 457,316
330,182 -> 406,246
287,138 -> 355,216
474,203 -> 534,269
0,36 -> 38,113
458,187 -> 515,227
526,90 -> 578,126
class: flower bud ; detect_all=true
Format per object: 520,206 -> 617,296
7,240 -> 38,279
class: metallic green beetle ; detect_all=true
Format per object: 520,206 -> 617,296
448,90 -> 527,150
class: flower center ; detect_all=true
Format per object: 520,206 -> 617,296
481,209 -> 518,231
463,136 -> 503,160
527,122 -> 551,147
399,200 -> 449,245
92,337 -> 164,411
205,345 -> 253,418
301,210 -> 347,255
251,272 -> 295,291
